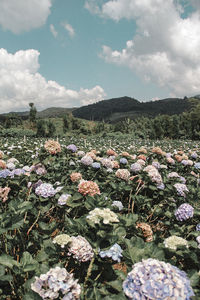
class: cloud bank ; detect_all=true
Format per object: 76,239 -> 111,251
0,49 -> 106,113
0,0 -> 52,34
86,0 -> 200,97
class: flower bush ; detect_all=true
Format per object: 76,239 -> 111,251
0,136 -> 200,299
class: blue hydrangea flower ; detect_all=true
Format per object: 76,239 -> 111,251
91,162 -> 101,169
0,169 -> 11,178
99,243 -> 123,262
120,158 -> 128,165
66,144 -> 77,152
196,223 -> 200,231
123,258 -> 194,299
175,203 -> 194,221
194,162 -> 200,169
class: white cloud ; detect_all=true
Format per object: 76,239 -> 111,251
62,22 -> 75,37
0,48 -> 106,113
50,24 -> 58,38
87,0 -> 200,96
0,0 -> 52,34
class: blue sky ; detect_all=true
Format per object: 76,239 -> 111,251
0,0 -> 200,113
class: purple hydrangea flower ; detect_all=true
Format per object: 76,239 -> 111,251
91,162 -> 101,169
120,158 -> 128,165
174,183 -> 189,197
191,152 -> 197,159
123,258 -> 194,299
35,183 -> 57,198
196,224 -> 200,231
152,161 -> 160,169
99,243 -> 123,262
67,144 -> 77,153
130,162 -> 142,173
81,155 -> 93,166
58,193 -> 71,205
175,203 -> 194,221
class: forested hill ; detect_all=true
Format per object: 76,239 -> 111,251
72,96 -> 193,123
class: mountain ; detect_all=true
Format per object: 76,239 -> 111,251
72,96 -> 193,123
0,107 -> 75,119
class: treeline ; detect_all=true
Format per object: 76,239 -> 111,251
0,100 -> 200,140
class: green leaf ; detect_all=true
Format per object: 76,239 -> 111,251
0,254 -> 20,268
20,252 -> 38,272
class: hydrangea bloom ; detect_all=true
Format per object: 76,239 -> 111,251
87,208 -> 119,224
130,162 -> 142,173
115,169 -> 130,181
53,234 -> 71,248
34,163 -> 47,175
101,158 -> 113,169
164,235 -> 188,250
35,183 -> 58,198
70,172 -> 82,183
144,165 -> 163,185
136,222 -> 153,242
67,236 -> 94,262
196,223 -> 200,231
76,150 -> 85,157
78,180 -> 100,197
120,158 -> 128,165
58,194 -> 71,205
191,152 -> 197,159
152,161 -> 160,169
123,258 -> 194,299
31,266 -> 81,299
0,187 -> 11,203
44,140 -> 61,155
174,183 -> 189,197
175,203 -> 194,221
111,201 -> 124,211
194,162 -> 200,169
99,243 -> 123,262
81,155 -> 93,166
6,162 -> 15,170
67,144 -> 77,152
0,169 -> 11,178
91,162 -> 101,169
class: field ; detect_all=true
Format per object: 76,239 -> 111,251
0,135 -> 200,299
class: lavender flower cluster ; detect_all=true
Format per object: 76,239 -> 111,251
174,183 -> 189,197
66,144 -> 77,153
81,155 -> 93,166
35,183 -> 62,198
175,203 -> 194,221
123,258 -> 194,299
130,162 -> 142,173
31,266 -> 81,299
99,243 -> 123,262
0,168 -> 25,178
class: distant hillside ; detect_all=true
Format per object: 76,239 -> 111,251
72,96 -> 193,123
0,107 -> 75,119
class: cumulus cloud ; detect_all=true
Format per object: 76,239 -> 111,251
0,48 -> 106,113
50,24 -> 58,38
0,0 -> 52,34
62,22 -> 75,37
86,0 -> 200,96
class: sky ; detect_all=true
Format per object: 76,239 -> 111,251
0,0 -> 200,113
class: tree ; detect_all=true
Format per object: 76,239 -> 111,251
47,120 -> 56,137
29,103 -> 37,124
36,120 -> 46,137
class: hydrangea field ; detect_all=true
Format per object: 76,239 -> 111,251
0,135 -> 200,299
